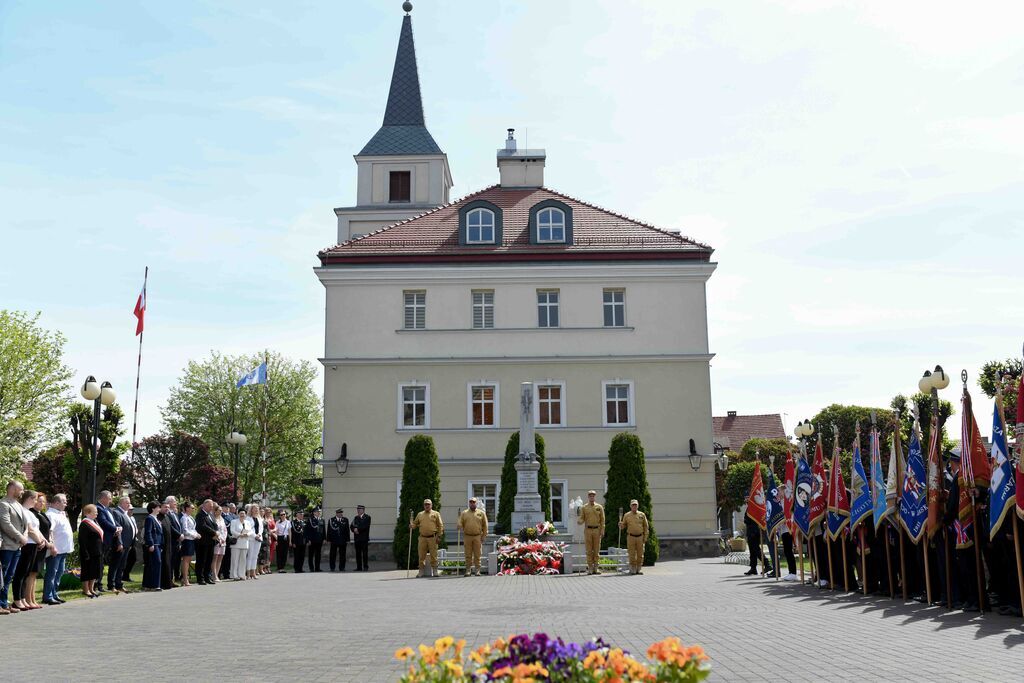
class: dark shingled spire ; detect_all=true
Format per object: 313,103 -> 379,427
359,13 -> 442,156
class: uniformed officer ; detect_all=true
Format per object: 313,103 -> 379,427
305,507 -> 326,572
327,508 -> 350,572
577,490 -> 605,574
290,510 -> 307,573
618,499 -> 649,575
410,499 -> 444,578
457,497 -> 488,577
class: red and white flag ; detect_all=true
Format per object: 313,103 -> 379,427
133,281 -> 146,335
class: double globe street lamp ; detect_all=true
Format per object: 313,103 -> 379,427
80,376 -> 116,503
793,419 -> 815,457
225,430 -> 248,503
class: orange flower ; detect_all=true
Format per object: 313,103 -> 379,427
394,647 -> 415,661
434,636 -> 454,653
417,643 -> 439,665
455,639 -> 466,658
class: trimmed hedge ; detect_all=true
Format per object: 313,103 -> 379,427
603,433 -> 658,565
392,435 -> 444,569
494,432 -> 550,535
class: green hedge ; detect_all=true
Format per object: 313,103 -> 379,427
603,433 -> 658,565
392,435 -> 444,568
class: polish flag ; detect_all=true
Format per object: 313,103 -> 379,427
133,282 -> 146,335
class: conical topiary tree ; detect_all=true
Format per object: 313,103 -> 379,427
494,432 -> 550,535
393,434 -> 444,569
603,432 -> 658,565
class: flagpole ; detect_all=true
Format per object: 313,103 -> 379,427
826,535 -> 834,590
893,413 -> 909,601
774,531 -> 780,580
1015,361 -> 1024,617
129,266 -> 148,456
859,526 -> 867,596
963,370 -> 987,614
797,529 -> 805,585
921,538 -> 932,606
884,522 -> 894,599
841,532 -> 849,591
262,350 -> 269,505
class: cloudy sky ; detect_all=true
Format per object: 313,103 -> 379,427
2,0 -> 1021,443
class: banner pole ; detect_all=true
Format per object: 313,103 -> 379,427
1014,514 -> 1024,618
859,526 -> 867,596
797,529 -> 805,585
841,532 -> 849,591
129,266 -> 148,457
922,538 -> 932,606
884,522 -> 895,599
774,531 -> 780,580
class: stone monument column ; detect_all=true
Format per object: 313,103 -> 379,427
511,382 -> 544,532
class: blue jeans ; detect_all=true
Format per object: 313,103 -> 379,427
0,548 -> 22,608
43,552 -> 67,601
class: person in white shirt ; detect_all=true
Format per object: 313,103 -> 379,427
178,501 -> 201,586
43,493 -> 73,605
211,505 -> 228,582
228,509 -> 253,580
275,510 -> 291,573
11,490 -> 46,610
245,504 -> 263,580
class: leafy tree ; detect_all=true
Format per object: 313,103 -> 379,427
494,432 -> 550,535
808,404 -> 897,457
161,351 -> 322,504
738,438 -> 792,481
722,460 -> 770,512
122,431 -> 210,503
889,393 -> 954,453
29,443 -> 72,498
393,435 -> 443,569
182,463 -> 235,504
603,433 -> 658,566
64,403 -> 128,522
0,311 -> 73,481
978,358 -> 1022,426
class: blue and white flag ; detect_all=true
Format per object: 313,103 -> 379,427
989,396 -> 1015,540
765,469 -> 786,538
899,425 -> 927,543
237,362 -> 267,388
793,453 -> 812,536
870,429 -> 892,529
850,435 -> 872,532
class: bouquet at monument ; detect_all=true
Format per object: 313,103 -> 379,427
495,534 -> 564,575
395,633 -> 711,682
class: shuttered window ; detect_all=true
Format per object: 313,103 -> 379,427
472,290 -> 494,329
403,290 -> 425,329
389,171 -> 411,202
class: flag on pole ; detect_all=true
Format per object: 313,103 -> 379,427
826,436 -> 850,540
746,461 -> 767,530
989,393 -> 1015,539
850,430 -> 872,531
237,362 -> 267,388
783,451 -> 796,533
870,427 -> 892,529
809,436 -> 828,533
961,385 -> 992,489
925,414 -> 944,540
794,451 -> 812,535
766,468 -> 786,537
133,280 -> 146,336
1016,373 -> 1024,520
899,420 -> 928,543
952,463 -> 975,550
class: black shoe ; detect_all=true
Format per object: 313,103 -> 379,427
43,599 -> 61,606
55,597 -> 66,604
744,569 -> 757,576
962,602 -> 979,612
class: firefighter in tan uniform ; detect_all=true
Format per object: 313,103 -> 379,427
410,499 -> 444,577
618,499 -> 649,575
577,490 -> 605,574
457,497 -> 488,576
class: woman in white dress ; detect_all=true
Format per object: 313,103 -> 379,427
246,504 -> 263,580
211,505 -> 228,582
228,509 -> 253,580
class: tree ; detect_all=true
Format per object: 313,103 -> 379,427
808,404 -> 897,457
889,393 -> 954,453
161,350 -> 322,504
722,461 -> 770,512
29,443 -> 72,498
0,311 -> 73,482
603,433 -> 658,566
737,438 -> 793,481
182,463 -> 235,504
494,432 -> 550,535
978,357 -> 1022,426
64,403 -> 128,522
122,432 -> 209,504
393,435 -> 443,569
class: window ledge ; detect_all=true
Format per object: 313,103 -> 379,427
396,326 -> 635,333
394,425 -> 635,434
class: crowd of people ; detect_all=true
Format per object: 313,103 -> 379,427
0,480 -> 374,613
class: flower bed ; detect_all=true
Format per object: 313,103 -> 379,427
396,633 -> 710,682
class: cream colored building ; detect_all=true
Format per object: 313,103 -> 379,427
314,6 -> 719,560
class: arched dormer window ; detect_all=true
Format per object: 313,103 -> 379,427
529,199 -> 573,245
458,200 -> 503,246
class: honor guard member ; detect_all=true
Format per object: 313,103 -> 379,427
327,508 -> 350,572
290,510 -> 307,573
352,505 -> 371,571
618,500 -> 649,575
577,490 -> 605,574
305,508 -> 326,572
457,497 -> 488,576
410,499 -> 444,577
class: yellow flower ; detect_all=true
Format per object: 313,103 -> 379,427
455,639 -> 466,657
394,647 -> 415,661
444,660 -> 464,677
434,636 -> 455,653
417,644 -> 439,665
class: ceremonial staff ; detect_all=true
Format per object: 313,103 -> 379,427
1011,346 -> 1024,617
961,370 -> 987,614
910,405 -> 933,607
617,507 -> 624,549
405,510 -> 414,579
456,510 -> 463,578
871,410 -> 896,599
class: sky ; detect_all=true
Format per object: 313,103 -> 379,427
2,0 -> 1022,445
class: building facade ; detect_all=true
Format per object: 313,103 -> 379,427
315,6 -> 719,560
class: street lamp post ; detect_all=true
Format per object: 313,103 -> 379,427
793,419 -> 814,587
80,375 -> 116,504
225,430 -> 247,502
917,364 -> 950,609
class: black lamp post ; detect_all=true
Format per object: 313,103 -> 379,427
225,430 -> 247,502
80,375 -> 116,504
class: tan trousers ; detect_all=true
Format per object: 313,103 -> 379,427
627,534 -> 644,570
585,528 -> 602,568
418,535 -> 438,571
464,535 -> 482,571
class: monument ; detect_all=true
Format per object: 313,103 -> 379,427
511,382 -> 545,532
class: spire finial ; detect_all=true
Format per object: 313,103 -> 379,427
403,1 -> 413,13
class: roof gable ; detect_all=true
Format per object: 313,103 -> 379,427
712,414 -> 787,451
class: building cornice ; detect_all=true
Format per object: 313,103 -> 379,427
320,353 -> 714,367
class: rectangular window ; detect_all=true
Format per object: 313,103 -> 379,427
399,384 -> 428,428
549,481 -> 567,526
603,381 -> 632,426
536,384 -> 564,427
469,481 -> 500,521
403,290 -> 425,330
472,290 -> 494,329
389,171 -> 411,202
537,289 -> 559,328
469,383 -> 498,428
603,288 -> 625,327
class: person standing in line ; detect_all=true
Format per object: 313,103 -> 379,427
158,502 -> 176,590
11,490 -> 46,610
410,499 -> 444,578
95,490 -> 121,594
0,480 -> 29,614
457,498 -> 488,577
165,497 -> 183,582
142,502 -> 164,591
43,493 -> 73,605
306,508 -> 325,573
229,508 -> 253,580
577,490 -> 605,575
261,509 -> 275,575
275,510 -> 291,573
194,499 -> 218,585
78,504 -> 104,599
246,504 -> 263,580
290,510 -> 307,573
178,501 -> 200,586
352,505 -> 371,572
211,505 -> 228,582
327,508 -> 350,572
111,496 -> 137,593
22,492 -> 51,609
618,499 -> 649,575
219,503 -> 237,580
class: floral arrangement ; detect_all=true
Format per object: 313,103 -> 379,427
496,538 -> 564,576
516,521 -> 557,542
396,633 -> 710,682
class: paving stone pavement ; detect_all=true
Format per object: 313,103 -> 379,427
1,560 -> 1022,682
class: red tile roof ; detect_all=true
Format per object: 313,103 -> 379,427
712,414 -> 787,451
318,186 -> 713,265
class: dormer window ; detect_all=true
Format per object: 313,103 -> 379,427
466,208 -> 495,244
537,208 -> 565,242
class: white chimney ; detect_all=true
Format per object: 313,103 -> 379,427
497,128 -> 545,188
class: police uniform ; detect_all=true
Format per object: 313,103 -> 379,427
619,502 -> 649,574
305,511 -> 326,572
290,515 -> 307,573
327,510 -> 350,572
412,500 -> 444,577
457,500 -> 488,576
577,492 -> 605,574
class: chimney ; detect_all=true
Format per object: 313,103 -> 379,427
497,128 -> 545,188
727,410 -> 737,418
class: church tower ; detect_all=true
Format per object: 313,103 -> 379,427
335,2 -> 453,242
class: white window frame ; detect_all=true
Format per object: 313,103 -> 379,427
466,381 -> 500,429
397,382 -> 430,430
537,289 -> 560,328
533,381 -> 566,428
403,290 -> 426,330
601,379 -> 635,427
466,480 -> 501,522
602,288 -> 625,328
466,208 -> 496,244
471,289 -> 495,329
549,479 -> 569,528
537,207 -> 566,243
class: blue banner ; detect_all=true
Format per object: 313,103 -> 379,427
989,398 -> 1015,539
237,362 -> 267,388
793,454 -> 812,535
870,430 -> 891,529
850,438 -> 872,531
765,469 -> 786,537
899,427 -> 927,542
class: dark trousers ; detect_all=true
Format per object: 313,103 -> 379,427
330,542 -> 348,571
292,544 -> 306,572
276,542 -> 289,571
123,544 -> 137,581
781,532 -> 797,575
171,544 -> 182,581
355,542 -> 368,571
96,545 -> 110,589
161,543 -> 175,589
195,542 -> 214,582
143,547 -> 162,589
108,545 -> 128,590
308,542 -> 323,572
747,529 -> 768,571
220,545 -> 232,579
11,545 -> 36,601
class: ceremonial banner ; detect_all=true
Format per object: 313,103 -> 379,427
925,415 -> 944,540
794,453 -> 812,535
850,433 -> 872,531
870,427 -> 893,529
783,451 -> 796,533
809,437 -> 828,533
952,467 -> 974,550
1016,374 -> 1024,520
961,386 -> 992,489
826,439 -> 850,540
747,462 -> 767,530
766,468 -> 786,537
899,424 -> 927,543
989,395 -> 1015,539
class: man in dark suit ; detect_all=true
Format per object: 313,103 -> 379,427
109,496 -> 137,593
352,505 -> 371,571
327,508 -> 350,572
194,499 -> 218,585
158,503 -> 176,589
306,508 -> 325,572
165,497 -> 183,582
95,490 -> 121,593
